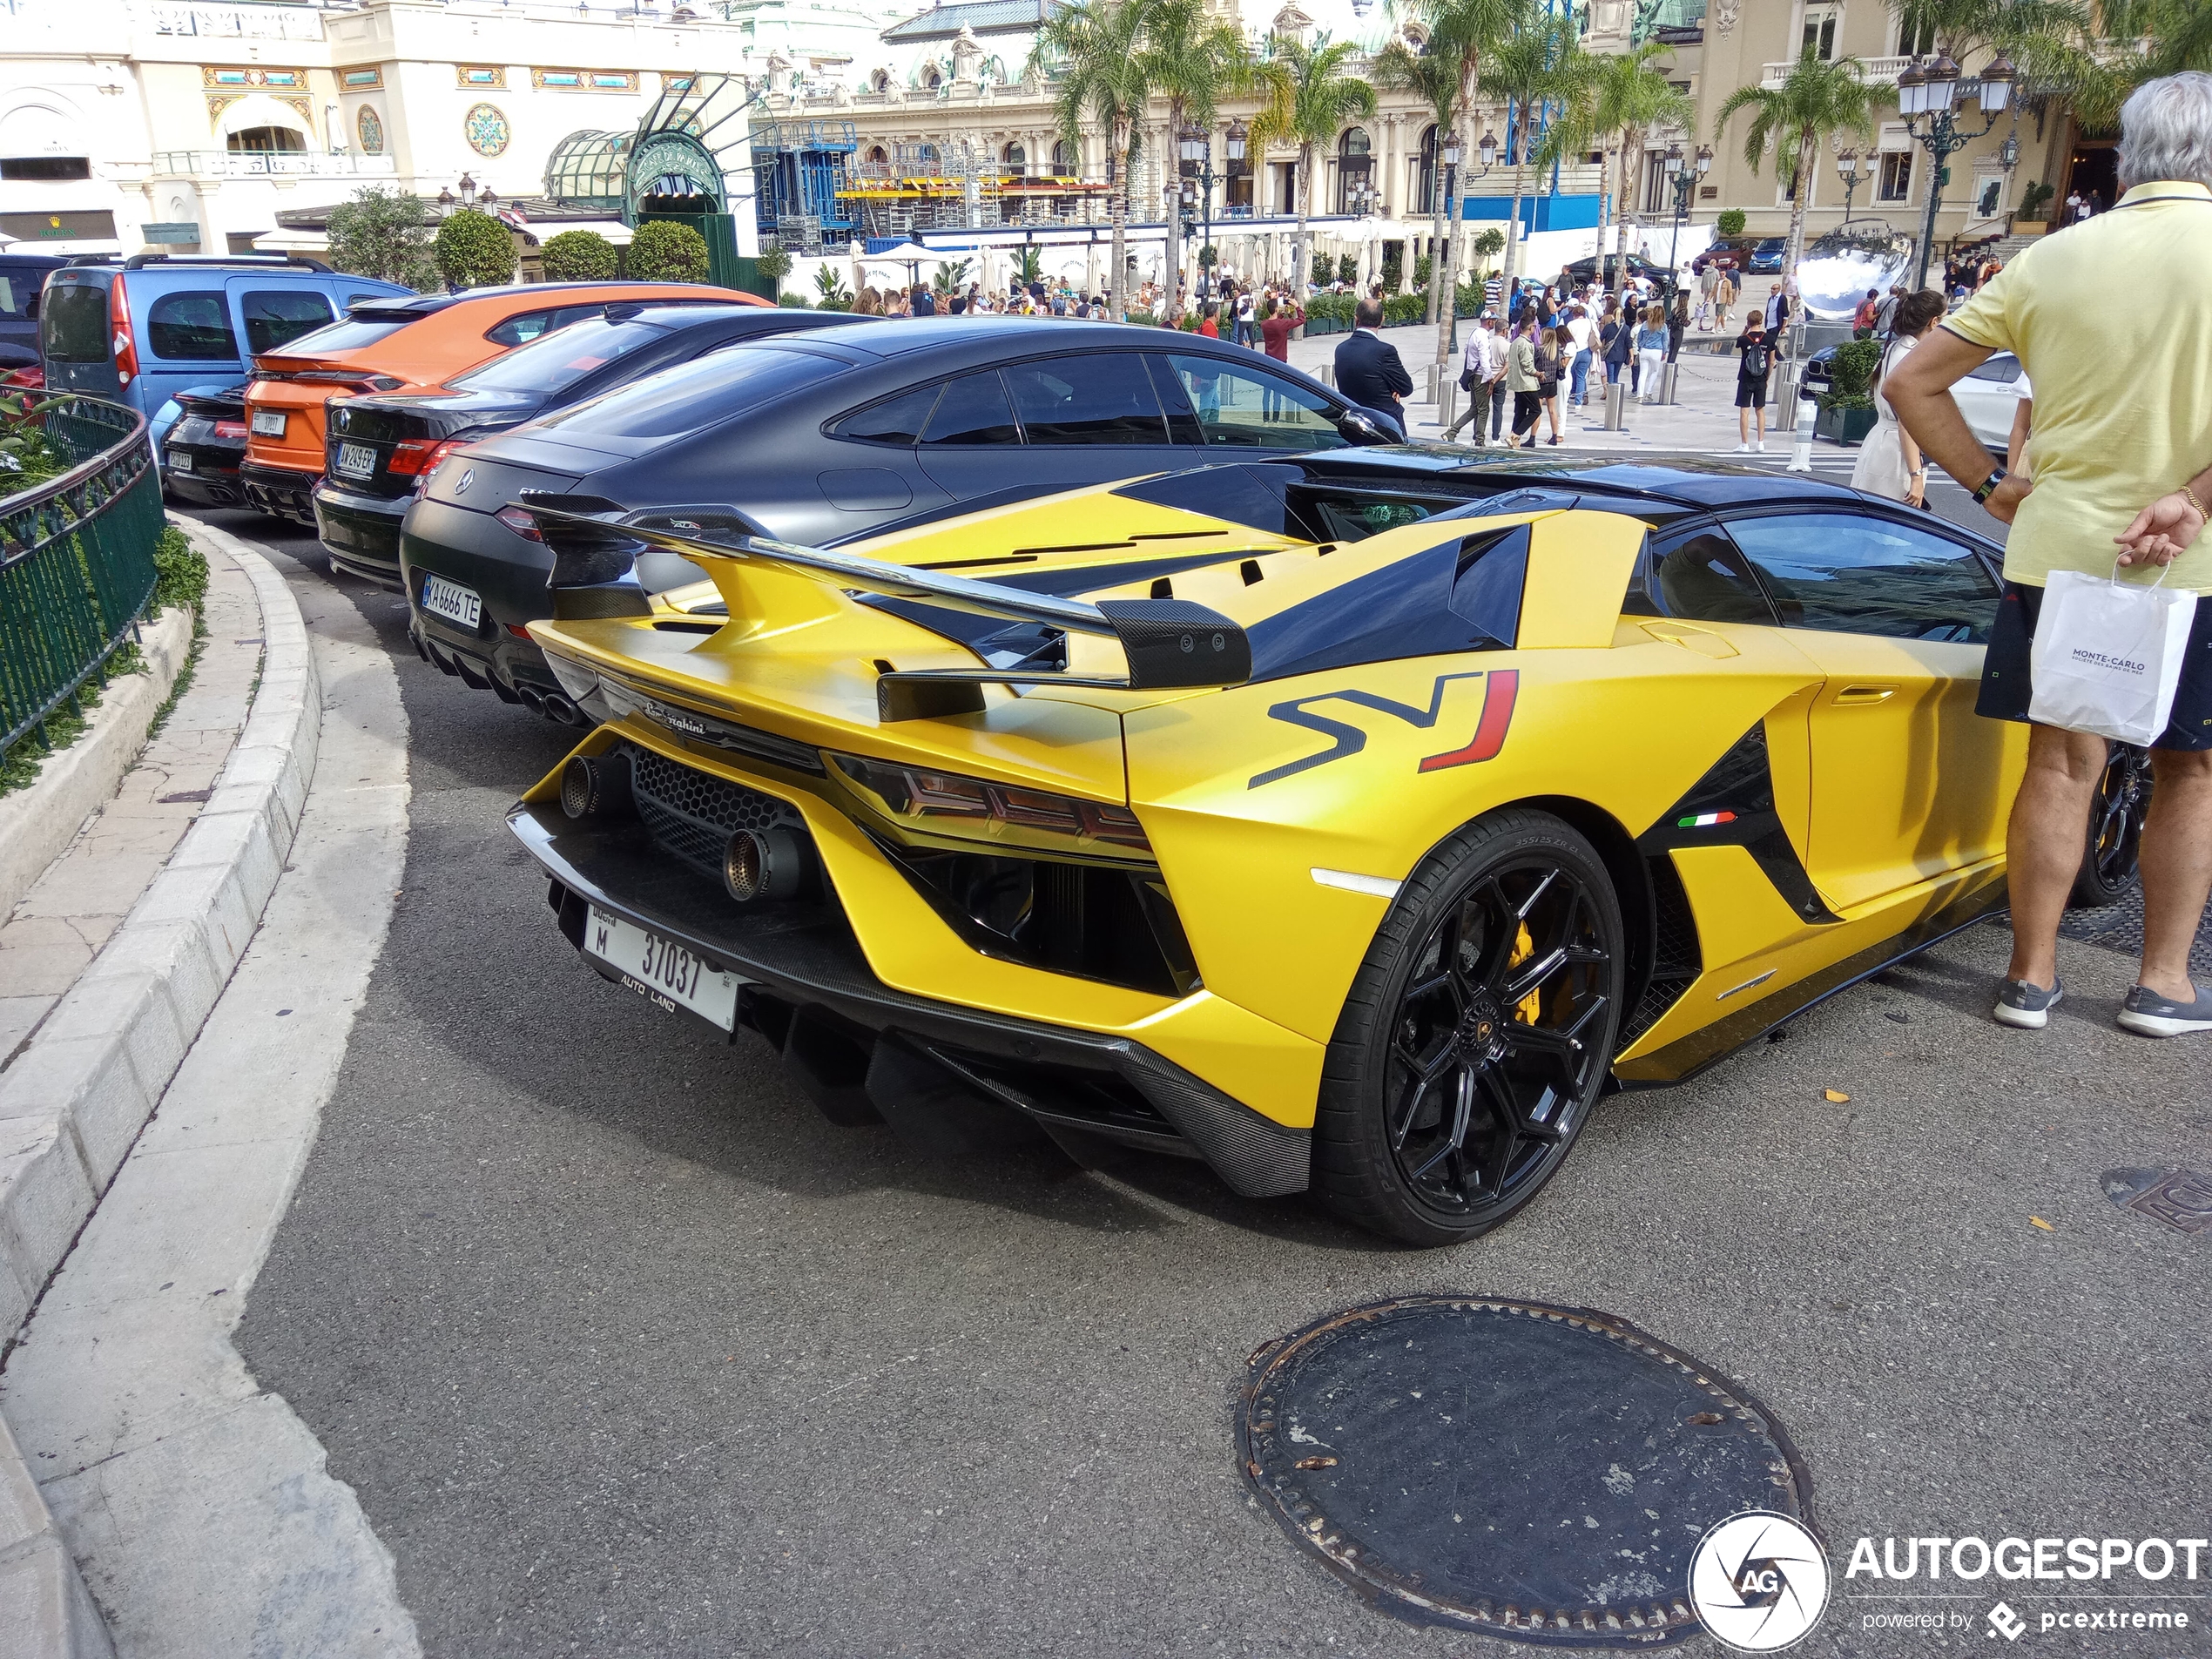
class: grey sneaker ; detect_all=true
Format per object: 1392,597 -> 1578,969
2116,981 -> 2212,1038
1993,977 -> 2064,1029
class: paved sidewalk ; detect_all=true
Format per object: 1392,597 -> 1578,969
1288,321 -> 1822,460
0,549 -> 262,1069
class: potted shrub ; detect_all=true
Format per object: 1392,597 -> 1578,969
2012,180 -> 2054,235
1814,337 -> 1884,444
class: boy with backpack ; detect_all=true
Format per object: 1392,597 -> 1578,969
1734,314 -> 1772,452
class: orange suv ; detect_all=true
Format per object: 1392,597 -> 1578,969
239,281 -> 745,523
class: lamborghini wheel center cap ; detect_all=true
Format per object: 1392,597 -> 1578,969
1458,996 -> 1507,1062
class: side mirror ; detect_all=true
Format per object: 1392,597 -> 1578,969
1337,408 -> 1396,445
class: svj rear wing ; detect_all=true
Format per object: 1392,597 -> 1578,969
526,503 -> 1253,722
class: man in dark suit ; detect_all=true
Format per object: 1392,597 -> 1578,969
1332,299 -> 1413,422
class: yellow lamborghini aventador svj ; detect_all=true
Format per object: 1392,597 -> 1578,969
502,455 -> 2124,1245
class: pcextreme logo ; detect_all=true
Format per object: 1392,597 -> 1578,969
1688,1511 -> 1833,1652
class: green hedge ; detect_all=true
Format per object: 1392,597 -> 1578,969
626,220 -> 710,283
433,210 -> 515,290
540,230 -> 618,281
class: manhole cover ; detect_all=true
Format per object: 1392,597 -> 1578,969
1238,1296 -> 1816,1646
2101,1168 -> 2212,1234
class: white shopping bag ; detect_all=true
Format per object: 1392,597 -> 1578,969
2028,563 -> 2199,745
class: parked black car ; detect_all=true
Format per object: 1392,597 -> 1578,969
0,253 -> 67,382
314,302 -> 861,589
398,317 -> 1398,712
160,383 -> 250,509
1559,251 -> 1671,289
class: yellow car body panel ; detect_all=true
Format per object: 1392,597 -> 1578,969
510,466 -> 2027,1209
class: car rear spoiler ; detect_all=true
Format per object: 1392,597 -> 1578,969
526,504 -> 1253,721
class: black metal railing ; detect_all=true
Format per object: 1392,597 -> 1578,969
0,396 -> 163,764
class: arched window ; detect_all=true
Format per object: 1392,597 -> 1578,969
869,68 -> 890,92
1003,140 -> 1026,177
1051,138 -> 1076,176
1417,123 -> 1437,215
227,125 -> 307,154
921,63 -> 943,89
864,144 -> 888,166
1335,126 -> 1372,213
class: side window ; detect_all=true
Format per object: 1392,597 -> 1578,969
1966,354 -> 2022,384
833,382 -> 941,446
145,290 -> 238,360
1000,353 -> 1166,444
1726,512 -> 2000,642
484,304 -> 602,347
920,370 -> 1019,446
240,289 -> 335,354
343,291 -> 388,309
1648,525 -> 1778,626
1160,353 -> 1346,451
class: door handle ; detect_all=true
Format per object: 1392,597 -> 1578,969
1834,683 -> 1898,705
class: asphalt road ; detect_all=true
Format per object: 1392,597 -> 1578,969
199,488 -> 2212,1659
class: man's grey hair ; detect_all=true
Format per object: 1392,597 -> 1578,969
2117,71 -> 2212,191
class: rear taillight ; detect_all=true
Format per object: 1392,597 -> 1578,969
110,281 -> 138,388
388,438 -> 467,491
213,420 -> 247,440
495,506 -> 544,542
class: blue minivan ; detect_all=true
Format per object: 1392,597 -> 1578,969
1,253 -> 68,381
39,253 -> 412,453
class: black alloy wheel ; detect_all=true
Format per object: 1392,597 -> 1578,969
1317,810 -> 1623,1246
2070,742 -> 2153,908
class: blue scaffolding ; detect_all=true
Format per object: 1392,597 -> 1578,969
750,120 -> 860,249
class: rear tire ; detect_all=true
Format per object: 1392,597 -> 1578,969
2070,742 -> 2152,908
1314,809 -> 1624,1247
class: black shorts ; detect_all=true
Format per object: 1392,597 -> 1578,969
1734,374 -> 1768,408
1978,580 -> 2212,751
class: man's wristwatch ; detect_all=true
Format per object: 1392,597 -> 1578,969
1973,467 -> 2009,504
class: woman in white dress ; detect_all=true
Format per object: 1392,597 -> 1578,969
1850,288 -> 1948,505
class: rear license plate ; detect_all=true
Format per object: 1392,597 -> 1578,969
168,451 -> 192,473
420,572 -> 481,629
250,409 -> 286,436
335,442 -> 377,479
585,906 -> 744,1031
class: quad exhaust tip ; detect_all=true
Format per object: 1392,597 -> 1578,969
723,826 -> 803,903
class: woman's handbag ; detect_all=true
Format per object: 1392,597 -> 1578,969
2029,561 -> 2200,745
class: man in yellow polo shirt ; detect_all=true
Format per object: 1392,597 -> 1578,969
1888,70 -> 2212,1039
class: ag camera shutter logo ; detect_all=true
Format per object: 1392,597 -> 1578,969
1689,1511 -> 1832,1651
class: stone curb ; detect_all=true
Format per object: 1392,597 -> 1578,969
0,607 -> 196,925
0,523 -> 320,1659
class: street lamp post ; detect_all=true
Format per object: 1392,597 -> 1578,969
1835,147 -> 1864,225
1440,126 -> 1463,355
1662,141 -> 1712,307
1897,49 -> 2015,289
1178,119 -> 1246,303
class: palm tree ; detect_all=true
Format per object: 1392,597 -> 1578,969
1479,5 -> 1596,300
1030,0 -> 1152,321
2029,0 -> 2201,130
1712,48 -> 1878,285
1382,0 -> 1521,370
1137,0 -> 1250,305
1246,37 -> 1377,302
1588,41 -> 1695,298
1376,35 -> 1472,333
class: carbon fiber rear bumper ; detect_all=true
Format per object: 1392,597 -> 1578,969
509,799 -> 1312,1198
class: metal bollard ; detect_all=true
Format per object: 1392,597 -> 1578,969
1318,365 -> 1335,389
1440,380 -> 1458,430
1659,361 -> 1680,406
1603,377 -> 1628,431
1786,386 -> 1817,472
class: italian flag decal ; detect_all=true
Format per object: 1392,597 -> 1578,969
1677,811 -> 1738,828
